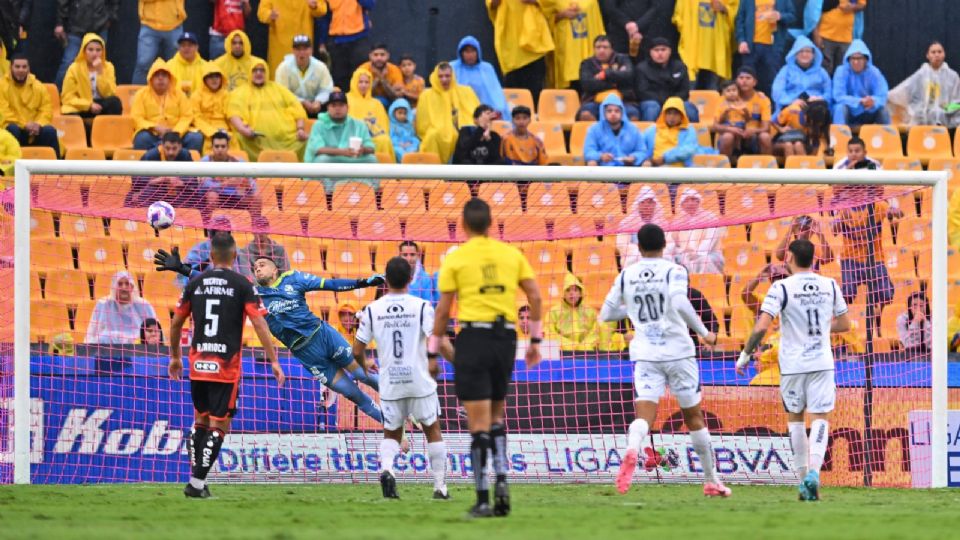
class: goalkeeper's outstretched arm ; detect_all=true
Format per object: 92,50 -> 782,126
301,272 -> 385,292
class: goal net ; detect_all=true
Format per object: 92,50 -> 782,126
0,161 -> 949,488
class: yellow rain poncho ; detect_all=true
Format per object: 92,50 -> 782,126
673,0 -> 739,80
0,129 -> 20,177
348,68 -> 395,162
166,50 -> 207,97
214,30 -> 266,91
548,273 -> 625,352
60,33 -> 118,115
257,0 -> 327,73
190,63 -> 238,153
486,0 -> 554,74
414,65 -> 480,163
227,60 -> 307,161
542,0 -> 605,89
130,59 -> 194,135
2,67 -> 52,128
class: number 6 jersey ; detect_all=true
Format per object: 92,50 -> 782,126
760,272 -> 848,375
356,293 -> 437,400
603,258 -> 698,362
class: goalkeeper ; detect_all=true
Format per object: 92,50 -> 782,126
156,247 -> 385,422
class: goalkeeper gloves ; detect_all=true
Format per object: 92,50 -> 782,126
154,247 -> 193,277
357,274 -> 385,288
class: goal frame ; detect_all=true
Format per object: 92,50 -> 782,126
10,159 -> 950,487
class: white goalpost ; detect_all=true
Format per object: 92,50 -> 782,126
8,159 -> 950,488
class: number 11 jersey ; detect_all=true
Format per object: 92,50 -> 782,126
605,258 -> 697,362
760,272 -> 848,375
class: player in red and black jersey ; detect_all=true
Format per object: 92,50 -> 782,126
168,232 -> 285,498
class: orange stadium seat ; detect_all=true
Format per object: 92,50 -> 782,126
401,152 -> 442,165
255,178 -> 283,211
526,182 -> 572,215
859,124 -> 903,159
421,242 -> 457,271
503,88 -> 535,115
427,181 -> 471,216
52,115 -> 88,151
71,300 -> 97,342
553,215 -> 601,239
571,243 -> 617,276
631,121 -> 654,133
907,125 -> 952,164
21,146 -> 58,160
736,155 -> 778,169
829,124 -> 853,161
357,214 -> 403,240
576,182 -> 623,215
784,155 -> 826,169
500,215 -> 547,240
689,90 -> 720,123
281,236 -> 324,274
380,180 -> 427,213
65,147 -> 106,160
90,115 -> 135,156
897,217 -> 931,247
141,272 -> 182,311
528,121 -> 568,156
690,273 -> 729,309
928,158 -> 960,196
92,272 -> 116,300
307,212 -> 354,240
326,239 -> 374,277
375,151 -> 393,163
537,89 -> 579,128
883,246 -> 916,280
35,175 -> 84,208
725,185 -> 771,218
114,85 -> 143,114
30,210 -> 58,239
257,150 -> 298,162
692,123 -> 713,147
31,301 -> 71,342
125,237 -> 165,273
332,182 -> 377,215
477,183 -> 522,216
772,185 -> 822,215
44,269 -> 91,303
112,149 -> 145,161
881,157 -> 922,171
76,237 -> 125,273
59,215 -> 108,240
44,83 -> 61,116
723,242 -> 767,276
87,176 -> 132,209
752,219 -> 791,252
405,215 -> 461,242
522,242 -> 569,275
283,180 -> 327,215
491,120 -> 512,137
568,121 -> 594,161
692,154 -> 730,168
262,208 -> 305,236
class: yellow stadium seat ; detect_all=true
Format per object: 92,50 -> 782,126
332,182 -> 377,215
884,246 -> 916,280
31,300 -> 71,341
907,125 -> 952,164
580,272 -> 615,308
500,215 -> 547,240
528,121 -> 568,156
422,242 -> 457,271
405,215 -> 462,242
690,273 -> 728,309
188,150 -> 201,161
526,182 -> 572,215
357,214 -> 403,240
77,237 -> 125,273
307,212 -> 354,240
32,237 -> 75,271
125,237 -> 165,273
281,236 -> 324,274
692,123 -> 713,147
568,121 -> 594,159
829,124 -> 853,161
29,210 -> 57,239
282,180 -> 327,215
736,155 -> 778,169
772,185 -> 822,215
692,154 -> 730,168
752,218 -> 791,253
401,152 -> 442,165
21,146 -> 58,160
428,181 -> 471,217
34,175 -> 85,208
881,157 -> 922,171
631,121 -> 654,133
577,182 -> 623,216
537,89 -> 579,128
522,241 -> 569,275
28,270 -> 43,300
859,124 -> 903,159
90,115 -> 135,156
254,177 -> 283,212
491,120 -> 512,137
66,147 -> 106,160
553,215 -> 601,239
306,293 -> 339,321
897,217 -> 931,247
59,215 -> 107,240
723,242 -> 767,277
112,148 -> 145,161
91,272 -> 116,300
86,176 -> 132,210
571,243 -> 617,276
689,90 -> 719,123
725,185 -> 771,218
380,180 -> 427,213
375,152 -> 393,163
45,83 -> 61,116
51,115 -> 88,151
114,85 -> 143,114
477,183 -> 523,216
784,155 -> 826,169
503,88 -> 535,116
44,269 -> 91,303
326,239 -> 374,277
261,208 -> 304,237
258,150 -> 298,162
71,300 -> 98,342
140,272 -> 182,311
928,158 -> 960,196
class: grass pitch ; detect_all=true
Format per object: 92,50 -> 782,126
0,483 -> 957,540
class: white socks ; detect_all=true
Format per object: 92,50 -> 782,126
690,428 -> 717,484
428,441 -> 447,491
627,419 -> 650,453
808,419 -> 830,473
788,422 -> 809,477
380,438 -> 400,475
189,477 -> 205,489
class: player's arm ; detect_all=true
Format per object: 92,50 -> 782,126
168,309 -> 189,380
736,312 -> 773,375
831,312 -> 852,334
249,312 -> 285,387
599,271 -> 629,322
353,306 -> 372,374
672,291 -> 717,347
154,246 -> 198,278
519,277 -> 543,368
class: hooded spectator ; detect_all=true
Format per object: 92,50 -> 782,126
832,39 -> 889,128
131,59 -> 202,151
228,59 -> 308,160
665,188 -> 724,274
640,96 -> 699,167
214,30 -> 265,90
388,98 -> 419,163
60,33 -> 122,118
415,62 -> 480,163
887,42 -> 960,128
85,271 -> 158,344
583,93 -> 647,166
771,36 -> 832,113
348,67 -> 395,161
451,35 -> 510,119
617,186 -> 669,267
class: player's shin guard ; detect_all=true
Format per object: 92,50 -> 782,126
427,441 -> 447,490
471,432 -> 491,504
808,419 -> 829,473
627,419 -> 650,453
788,422 -> 809,477
380,438 -> 400,475
350,366 -> 380,391
330,376 -> 383,423
192,428 -> 225,482
690,428 -> 718,484
490,423 -> 508,483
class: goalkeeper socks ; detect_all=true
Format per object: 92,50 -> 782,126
490,423 -> 508,483
330,375 -> 383,423
471,431 -> 491,504
189,423 -> 209,470
808,419 -> 830,473
427,441 -> 447,490
192,428 -> 225,481
627,419 -> 650,453
380,438 -> 400,475
788,422 -> 809,477
350,366 -> 380,391
690,428 -> 718,484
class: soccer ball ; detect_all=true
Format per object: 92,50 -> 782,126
147,201 -> 176,231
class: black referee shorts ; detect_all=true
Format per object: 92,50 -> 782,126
191,380 -> 239,420
453,326 -> 517,401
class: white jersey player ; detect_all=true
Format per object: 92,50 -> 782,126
736,238 -> 851,502
600,224 -> 730,498
353,256 -> 454,500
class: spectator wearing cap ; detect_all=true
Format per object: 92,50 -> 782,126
257,0 -> 326,73
3,55 -> 61,157
228,59 -> 308,161
132,0 -> 186,84
166,32 -> 207,97
52,0 -> 117,88
275,35 -> 333,117
177,217 -> 244,288
304,90 -> 377,169
358,43 -> 404,108
327,0 -> 377,91
576,34 -> 639,121
451,36 -> 510,119
734,0 -> 797,97
239,217 -> 289,278
209,0 -> 251,59
131,58 -> 202,151
200,131 -> 261,217
634,37 -> 700,122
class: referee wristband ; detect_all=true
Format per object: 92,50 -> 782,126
530,337 -> 542,345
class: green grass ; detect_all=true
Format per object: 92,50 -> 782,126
0,483 -> 958,540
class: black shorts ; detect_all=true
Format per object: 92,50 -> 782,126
453,326 -> 517,401
191,380 -> 239,420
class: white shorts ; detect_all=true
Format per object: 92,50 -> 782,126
633,358 -> 701,409
780,370 -> 836,414
381,393 -> 441,431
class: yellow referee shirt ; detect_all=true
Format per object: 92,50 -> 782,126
437,236 -> 535,323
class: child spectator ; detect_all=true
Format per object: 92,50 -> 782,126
139,318 -> 164,346
897,291 -> 931,354
500,105 -> 548,166
548,273 -> 624,354
640,96 -> 699,168
398,55 -> 424,107
713,79 -> 749,160
772,98 -> 831,157
388,98 -> 419,163
452,104 -> 502,165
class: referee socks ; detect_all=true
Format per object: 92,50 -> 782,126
490,423 -> 508,483
471,431 -> 491,504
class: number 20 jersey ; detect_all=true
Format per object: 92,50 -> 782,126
606,258 -> 697,362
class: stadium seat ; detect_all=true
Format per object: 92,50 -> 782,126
553,215 -> 601,239
928,158 -> 960,196
125,237 -> 165,273
689,90 -> 720,123
380,180 -> 428,213
59,215 -> 108,240
526,182 -> 572,215
580,272 -> 614,309
722,242 -> 767,276
576,182 -> 623,216
772,185 -> 822,215
859,124 -> 903,159
537,89 -> 579,128
76,236 -> 125,273
522,241 -> 570,275
357,214 -> 403,240
31,300 -> 71,342
332,182 -> 377,215
44,83 -> 61,116
426,181 -> 471,216
306,293 -> 338,321
692,154 -> 730,168
65,147 -> 107,160
51,115 -> 88,151
112,149 -> 145,161
307,212 -> 354,240
751,218 -> 791,252
375,152 -> 394,164
140,272 -> 182,310
631,121 -> 654,133
326,239 -> 374,277
724,224 -> 749,244
725,185 -> 771,218
254,178 -> 283,211
881,157 -> 922,171
503,88 -> 535,116
35,175 -> 85,208
114,85 -> 143,114
44,269 -> 91,303
477,183 -> 523,216
897,217 -> 931,248
405,215 -> 461,242
91,272 -> 117,300
736,155 -> 778,169
281,236 -> 324,274
571,243 -> 617,276
86,176 -> 132,209
906,125 -> 952,164
188,150 -> 201,161
500,215 -> 547,240
71,300 -> 98,341
20,146 -> 58,160
528,121 -> 568,157
282,180 -> 327,215
90,115 -> 136,156
491,120 -> 512,137
568,121 -> 594,161
538,272 -> 568,311
884,246 -> 916,280
783,155 -> 826,169
421,242 -> 457,271
401,152 -> 442,165
257,150 -> 298,162
690,273 -> 728,309
29,210 -> 57,239
692,123 -> 713,147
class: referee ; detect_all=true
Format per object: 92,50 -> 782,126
430,198 -> 543,518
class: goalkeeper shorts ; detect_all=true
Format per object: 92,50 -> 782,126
291,325 -> 353,386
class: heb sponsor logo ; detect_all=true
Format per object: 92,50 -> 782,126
193,360 -> 221,372
52,408 -> 186,457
